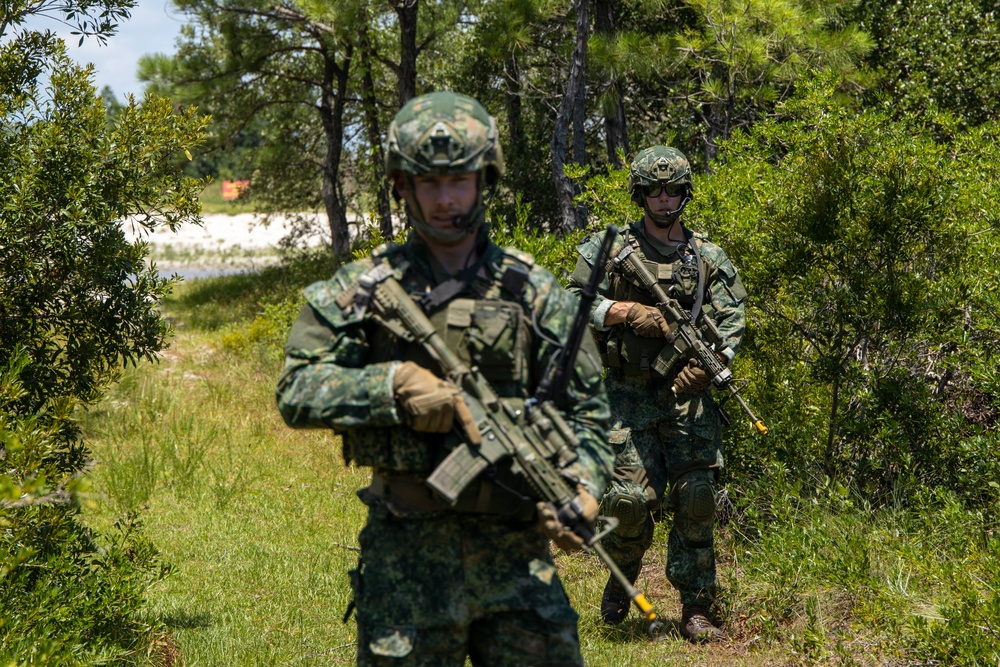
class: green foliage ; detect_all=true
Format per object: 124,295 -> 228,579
686,78 -> 1000,503
669,0 -> 872,153
219,300 -> 302,365
1,3 -> 208,664
491,194 -> 589,280
1,354 -> 170,666
852,0 -> 1000,129
720,472 -> 1000,665
0,55 -> 207,411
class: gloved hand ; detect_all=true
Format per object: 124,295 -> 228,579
393,361 -> 482,445
625,303 -> 673,339
673,358 -> 712,394
536,485 -> 599,552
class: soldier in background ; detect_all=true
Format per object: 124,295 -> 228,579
568,146 -> 747,643
276,91 -> 613,666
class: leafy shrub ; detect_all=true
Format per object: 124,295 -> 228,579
1,8 -> 206,664
1,354 -> 170,665
685,79 -> 1000,507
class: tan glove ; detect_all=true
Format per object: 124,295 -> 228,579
393,361 -> 481,445
673,358 -> 712,394
625,303 -> 673,339
536,485 -> 599,552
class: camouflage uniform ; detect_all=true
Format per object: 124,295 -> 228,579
568,149 -> 746,612
277,92 -> 612,666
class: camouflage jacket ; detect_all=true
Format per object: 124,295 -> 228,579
276,233 -> 613,498
568,220 -> 746,431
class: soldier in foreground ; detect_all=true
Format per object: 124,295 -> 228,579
568,146 -> 747,643
276,91 -> 613,666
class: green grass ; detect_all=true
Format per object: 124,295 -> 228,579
79,268 -> 1000,667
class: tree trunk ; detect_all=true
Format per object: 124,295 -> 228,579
572,61 -> 586,167
504,54 -> 525,157
551,0 -> 590,234
704,101 -> 723,168
319,47 -> 353,256
359,4 -> 393,238
594,0 -> 628,167
395,0 -> 418,105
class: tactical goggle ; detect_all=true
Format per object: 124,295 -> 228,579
641,182 -> 687,198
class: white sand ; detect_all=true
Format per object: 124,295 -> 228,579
121,213 -> 333,277
123,213 -> 328,250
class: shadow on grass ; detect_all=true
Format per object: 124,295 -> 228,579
164,251 -> 341,331
599,616 -> 685,644
160,611 -> 213,629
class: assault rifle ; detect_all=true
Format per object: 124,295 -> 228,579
367,226 -> 664,636
611,245 -> 769,435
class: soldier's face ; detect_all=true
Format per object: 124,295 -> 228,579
399,172 -> 479,234
413,172 -> 478,222
644,189 -> 685,227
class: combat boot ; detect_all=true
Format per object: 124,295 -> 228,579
600,560 -> 641,625
680,603 -> 724,643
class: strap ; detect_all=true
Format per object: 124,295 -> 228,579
353,261 -> 396,318
417,250 -> 491,314
683,226 -> 706,324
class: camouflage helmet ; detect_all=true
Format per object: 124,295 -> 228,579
385,91 -> 504,187
628,146 -> 693,204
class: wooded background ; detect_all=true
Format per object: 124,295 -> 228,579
3,0 -> 1000,664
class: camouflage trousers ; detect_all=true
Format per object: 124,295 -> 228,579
351,507 -> 583,667
599,414 -> 723,606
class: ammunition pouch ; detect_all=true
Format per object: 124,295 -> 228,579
600,327 -> 679,379
359,471 -> 538,521
342,426 -> 444,471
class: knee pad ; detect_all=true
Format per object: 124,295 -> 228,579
671,473 -> 716,523
604,491 -> 648,537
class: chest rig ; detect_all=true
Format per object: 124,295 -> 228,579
343,246 -> 536,473
367,258 -> 533,396
601,230 -> 709,379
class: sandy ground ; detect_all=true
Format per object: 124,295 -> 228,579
122,213 -> 331,277
123,213 -> 328,250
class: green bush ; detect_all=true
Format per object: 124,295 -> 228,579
1,355 -> 170,665
683,79 -> 1000,508
1,7 -> 206,663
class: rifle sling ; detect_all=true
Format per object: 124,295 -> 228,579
684,226 -> 706,324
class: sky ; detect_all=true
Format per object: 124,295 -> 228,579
40,0 -> 186,100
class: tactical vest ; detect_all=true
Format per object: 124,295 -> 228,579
601,234 -> 711,379
341,247 -> 535,472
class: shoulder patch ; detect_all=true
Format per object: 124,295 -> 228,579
501,246 -> 536,268
302,258 -> 373,316
577,229 -> 621,263
302,280 -> 340,310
